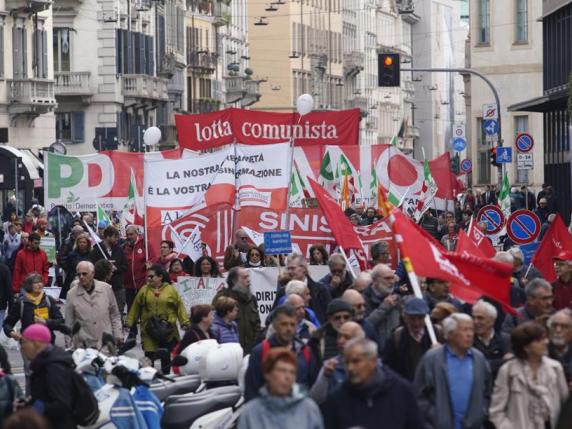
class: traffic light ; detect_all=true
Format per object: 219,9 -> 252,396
489,147 -> 499,167
378,53 -> 400,87
450,154 -> 460,174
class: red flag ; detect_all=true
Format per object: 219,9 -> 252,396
531,214 -> 572,282
467,221 -> 496,258
392,210 -> 514,314
309,178 -> 363,250
456,229 -> 486,257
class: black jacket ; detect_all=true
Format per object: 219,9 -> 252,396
3,293 -> 63,341
177,324 -> 215,353
473,331 -> 511,379
321,366 -> 423,429
273,276 -> 332,324
382,326 -> 435,382
89,243 -> 128,291
29,346 -> 77,429
319,272 -> 353,299
0,263 -> 12,310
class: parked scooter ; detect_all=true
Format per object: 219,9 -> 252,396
162,342 -> 245,429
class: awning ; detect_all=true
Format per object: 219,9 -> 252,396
507,87 -> 568,113
0,145 -> 41,180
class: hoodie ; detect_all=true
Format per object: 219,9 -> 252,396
238,385 -> 324,429
29,346 -> 77,429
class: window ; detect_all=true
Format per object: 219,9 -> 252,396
12,21 -> 27,79
56,112 -> 85,143
53,28 -> 70,72
33,23 -> 48,78
478,0 -> 490,44
514,115 -> 529,183
477,118 -> 491,184
515,0 -> 528,42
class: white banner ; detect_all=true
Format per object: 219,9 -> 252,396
174,276 -> 227,309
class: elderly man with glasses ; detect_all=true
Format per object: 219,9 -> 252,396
548,309 -> 572,389
65,261 -> 123,349
309,299 -> 355,362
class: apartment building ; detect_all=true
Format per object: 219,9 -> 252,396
248,0 -> 344,111
468,0 -> 543,188
52,0 -> 186,154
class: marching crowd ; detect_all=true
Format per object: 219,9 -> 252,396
0,187 -> 571,429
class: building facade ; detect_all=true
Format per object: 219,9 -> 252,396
509,0 -> 571,220
468,0 -> 543,189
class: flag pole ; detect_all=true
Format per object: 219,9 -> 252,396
382,186 -> 438,345
82,219 -> 108,261
284,119 -> 300,232
338,246 -> 357,279
143,158 -> 149,262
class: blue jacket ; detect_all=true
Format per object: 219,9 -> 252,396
211,314 -> 239,344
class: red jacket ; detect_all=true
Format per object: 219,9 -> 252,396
123,237 -> 147,290
12,247 -> 49,292
553,277 -> 572,311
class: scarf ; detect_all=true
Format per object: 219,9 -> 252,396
523,362 -> 552,426
25,291 -> 44,307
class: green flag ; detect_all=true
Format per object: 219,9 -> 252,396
498,172 -> 511,217
96,203 -> 111,227
319,151 -> 334,181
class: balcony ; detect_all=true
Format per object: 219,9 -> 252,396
224,76 -> 246,104
345,96 -> 368,112
7,0 -> 51,13
190,98 -> 221,114
54,72 -> 92,101
241,80 -> 261,107
187,52 -> 217,74
8,79 -> 56,115
213,1 -> 230,26
343,51 -> 364,77
122,75 -> 169,101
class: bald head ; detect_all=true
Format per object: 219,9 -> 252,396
342,289 -> 367,321
286,293 -> 306,322
337,321 -> 365,352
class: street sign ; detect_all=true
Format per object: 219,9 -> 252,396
506,210 -> 541,245
520,241 -> 540,266
263,231 -> 293,255
460,159 -> 472,173
482,103 -> 498,120
515,133 -> 534,153
452,137 -> 466,152
517,153 -> 533,170
496,147 -> 512,163
477,205 -> 505,235
453,123 -> 465,138
483,119 -> 499,136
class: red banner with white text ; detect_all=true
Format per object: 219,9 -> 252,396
175,107 -> 360,150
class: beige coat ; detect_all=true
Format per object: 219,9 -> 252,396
65,280 -> 123,348
489,357 -> 569,429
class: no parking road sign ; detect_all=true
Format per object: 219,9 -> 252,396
460,159 -> 472,173
506,210 -> 541,245
477,205 -> 505,235
515,133 -> 534,153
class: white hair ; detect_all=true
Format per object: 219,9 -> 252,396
442,313 -> 473,340
285,280 -> 308,297
507,247 -> 524,263
76,260 -> 95,273
344,338 -> 378,359
472,300 -> 498,321
547,309 -> 572,329
356,271 -> 372,283
494,251 -> 514,265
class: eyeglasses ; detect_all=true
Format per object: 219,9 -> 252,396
383,276 -> 395,280
147,274 -> 157,279
239,236 -> 248,241
332,314 -> 352,322
354,303 -> 366,309
77,272 -> 89,277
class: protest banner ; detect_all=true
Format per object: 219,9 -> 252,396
44,148 -> 183,211
174,276 -> 227,309
40,237 -> 57,264
175,107 -> 360,150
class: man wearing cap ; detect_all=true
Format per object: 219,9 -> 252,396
382,297 -> 439,381
553,251 -> 572,311
309,298 -> 354,362
20,323 -> 77,429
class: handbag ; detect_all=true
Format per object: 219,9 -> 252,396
143,287 -> 175,344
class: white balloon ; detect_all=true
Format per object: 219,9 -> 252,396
296,93 -> 314,116
143,126 -> 162,146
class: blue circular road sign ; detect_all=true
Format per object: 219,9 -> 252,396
477,205 -> 505,235
506,210 -> 541,245
460,159 -> 472,173
515,133 -> 534,153
452,138 -> 466,152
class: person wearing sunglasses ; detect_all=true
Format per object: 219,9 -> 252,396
308,299 -> 354,362
65,261 -> 123,350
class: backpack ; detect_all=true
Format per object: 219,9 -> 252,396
69,369 -> 100,426
261,339 -> 311,365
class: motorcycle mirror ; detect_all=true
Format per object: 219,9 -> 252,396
102,332 -> 115,347
118,338 -> 137,355
171,355 -> 188,367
